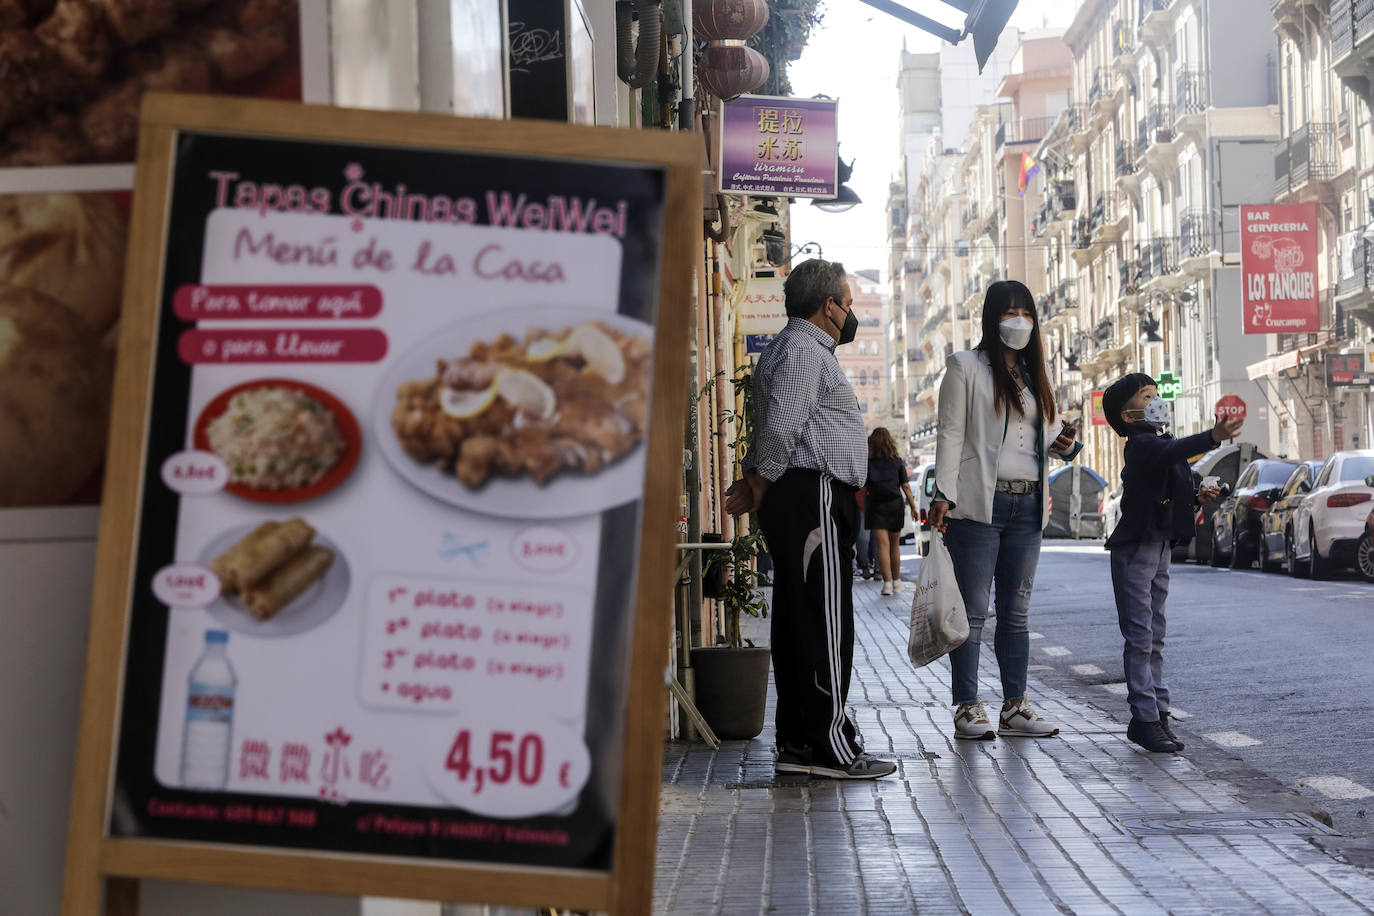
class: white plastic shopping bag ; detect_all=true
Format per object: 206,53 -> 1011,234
907,531 -> 969,667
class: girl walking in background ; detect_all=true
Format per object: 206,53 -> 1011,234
865,427 -> 918,596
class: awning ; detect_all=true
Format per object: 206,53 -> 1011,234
1245,341 -> 1339,380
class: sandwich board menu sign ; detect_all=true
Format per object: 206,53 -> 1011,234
61,93 -> 697,915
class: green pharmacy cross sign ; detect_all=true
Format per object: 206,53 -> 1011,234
1156,371 -> 1182,401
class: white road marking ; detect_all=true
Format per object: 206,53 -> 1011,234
1168,707 -> 1191,719
1102,683 -> 1128,695
1071,664 -> 1104,675
1299,776 -> 1374,800
1204,731 -> 1261,748
1029,632 -> 1045,640
1042,646 -> 1071,657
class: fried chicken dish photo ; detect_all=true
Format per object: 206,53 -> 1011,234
391,322 -> 652,489
0,0 -> 298,166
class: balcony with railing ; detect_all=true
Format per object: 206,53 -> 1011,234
1116,141 -> 1136,177
962,202 -> 982,235
1112,19 -> 1134,60
1335,227 -> 1374,323
1175,70 -> 1207,120
1051,180 -> 1076,214
1139,0 -> 1172,41
1140,237 -> 1178,282
1120,258 -> 1144,298
1090,68 -> 1116,112
1070,217 -> 1093,256
996,116 -> 1057,148
905,303 -> 922,320
1067,104 -> 1093,140
1139,0 -> 1170,25
1332,0 -> 1374,83
1033,197 -> 1056,238
1274,123 -> 1337,199
1178,210 -> 1212,263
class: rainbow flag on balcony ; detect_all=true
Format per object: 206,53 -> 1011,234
1018,151 -> 1041,195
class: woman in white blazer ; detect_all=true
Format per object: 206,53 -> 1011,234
927,280 -> 1082,742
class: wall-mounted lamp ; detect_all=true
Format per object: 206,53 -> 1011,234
1140,311 -> 1163,342
813,153 -> 861,213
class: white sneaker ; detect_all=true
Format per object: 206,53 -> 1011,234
998,698 -> 1060,737
892,579 -> 903,593
953,701 -> 996,740
880,581 -> 893,596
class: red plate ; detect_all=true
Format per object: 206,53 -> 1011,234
193,378 -> 361,504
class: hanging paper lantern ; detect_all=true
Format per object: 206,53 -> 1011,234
698,43 -> 770,101
693,0 -> 770,42
694,0 -> 771,100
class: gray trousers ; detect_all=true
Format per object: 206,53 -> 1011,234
1109,539 -> 1171,722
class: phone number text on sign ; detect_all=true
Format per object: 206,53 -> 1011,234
360,575 -> 589,721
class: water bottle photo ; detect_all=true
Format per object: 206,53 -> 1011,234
180,629 -> 237,790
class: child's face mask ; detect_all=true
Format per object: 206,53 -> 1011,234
1125,397 -> 1172,429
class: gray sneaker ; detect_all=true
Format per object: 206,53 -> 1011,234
810,752 -> 897,780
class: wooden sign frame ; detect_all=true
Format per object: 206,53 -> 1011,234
61,92 -> 698,916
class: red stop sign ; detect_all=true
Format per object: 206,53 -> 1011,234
1215,394 -> 1247,420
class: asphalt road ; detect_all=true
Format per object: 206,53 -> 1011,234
917,538 -> 1374,865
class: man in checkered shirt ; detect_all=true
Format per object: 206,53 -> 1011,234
725,258 -> 897,781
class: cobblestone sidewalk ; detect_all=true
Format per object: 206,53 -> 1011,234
655,580 -> 1374,915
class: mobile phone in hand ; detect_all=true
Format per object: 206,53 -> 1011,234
1061,418 -> 1079,441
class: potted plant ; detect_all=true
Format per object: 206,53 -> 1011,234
691,366 -> 773,740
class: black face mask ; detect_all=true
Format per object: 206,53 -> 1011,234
829,303 -> 859,345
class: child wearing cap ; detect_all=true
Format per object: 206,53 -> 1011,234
1101,373 -> 1242,753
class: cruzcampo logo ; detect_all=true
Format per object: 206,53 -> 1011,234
1156,371 -> 1182,401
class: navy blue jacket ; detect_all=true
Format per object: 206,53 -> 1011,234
1105,426 -> 1219,549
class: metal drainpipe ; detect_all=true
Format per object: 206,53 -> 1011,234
710,252 -> 732,642
680,0 -> 695,132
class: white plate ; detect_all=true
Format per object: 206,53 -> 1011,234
197,523 -> 351,638
372,309 -> 652,519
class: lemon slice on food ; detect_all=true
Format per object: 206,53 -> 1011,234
440,385 -> 498,418
571,323 -> 625,384
526,335 -> 570,362
496,368 -> 556,420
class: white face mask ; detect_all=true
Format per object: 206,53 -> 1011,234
999,316 -> 1034,351
1127,396 -> 1173,429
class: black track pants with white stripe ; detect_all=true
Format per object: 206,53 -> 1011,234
758,468 -> 864,765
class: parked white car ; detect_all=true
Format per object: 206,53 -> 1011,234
1288,449 -> 1374,579
909,462 -> 937,556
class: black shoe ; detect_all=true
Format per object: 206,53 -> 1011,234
1127,718 -> 1180,753
774,743 -> 813,775
1159,712 -> 1185,750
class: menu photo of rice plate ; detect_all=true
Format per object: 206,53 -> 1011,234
112,128 -> 672,871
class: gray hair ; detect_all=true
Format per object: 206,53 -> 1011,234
783,258 -> 848,319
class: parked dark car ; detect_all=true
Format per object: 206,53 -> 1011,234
1359,503 -> 1374,583
1210,459 -> 1299,568
1258,460 -> 1323,572
1181,442 -> 1268,564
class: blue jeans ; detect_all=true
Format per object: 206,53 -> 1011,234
943,490 -> 1043,705
854,513 -> 875,569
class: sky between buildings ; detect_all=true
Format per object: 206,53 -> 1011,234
788,0 -> 1078,280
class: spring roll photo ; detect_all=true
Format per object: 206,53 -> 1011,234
241,546 -> 334,620
221,517 -> 315,590
210,521 -> 280,594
